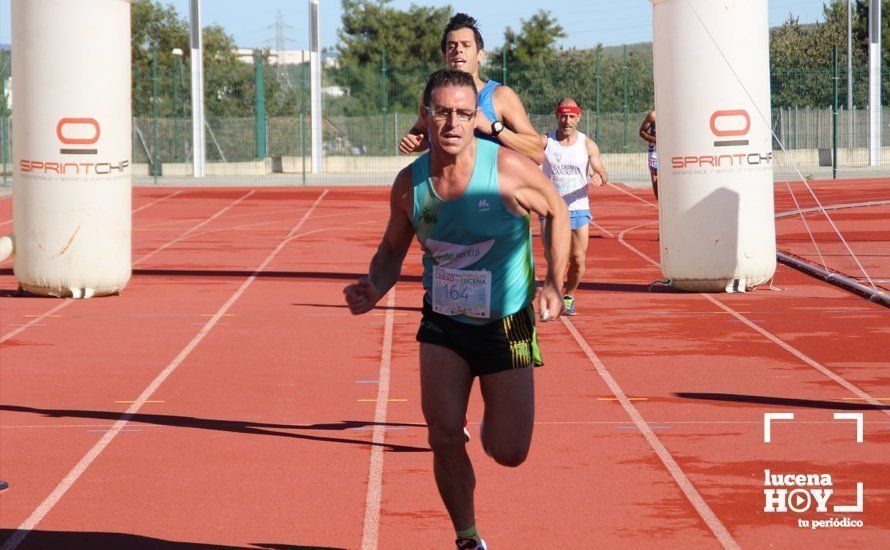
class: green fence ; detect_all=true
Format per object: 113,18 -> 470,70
2,48 -> 890,187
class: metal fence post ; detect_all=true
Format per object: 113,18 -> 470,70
623,44 -> 628,152
152,50 -> 160,182
847,0 -> 853,149
394,111 -> 399,155
594,48 -> 600,143
172,55 -> 180,162
255,50 -> 267,159
301,58 -> 307,184
176,53 -> 186,161
833,47 -> 839,179
381,48 -> 388,155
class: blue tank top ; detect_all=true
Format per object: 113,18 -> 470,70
411,139 -> 535,324
648,121 -> 656,152
476,80 -> 501,144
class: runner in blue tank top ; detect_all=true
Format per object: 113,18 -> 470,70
399,13 -> 544,165
345,70 -> 570,550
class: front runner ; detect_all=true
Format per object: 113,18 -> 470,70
400,13 -> 545,440
344,69 -> 569,550
541,98 -> 608,315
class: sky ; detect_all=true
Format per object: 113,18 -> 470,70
1,0 -> 829,51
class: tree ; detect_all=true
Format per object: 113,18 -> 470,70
202,25 -> 254,118
131,0 -> 254,118
769,0 -> 889,107
337,0 -> 451,69
484,10 -> 570,121
131,0 -> 190,117
499,10 -> 566,67
331,0 -> 453,116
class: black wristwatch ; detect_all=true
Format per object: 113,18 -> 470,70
491,120 -> 505,137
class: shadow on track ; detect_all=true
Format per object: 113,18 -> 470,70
0,405 -> 430,453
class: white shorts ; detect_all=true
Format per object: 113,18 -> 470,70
648,150 -> 659,172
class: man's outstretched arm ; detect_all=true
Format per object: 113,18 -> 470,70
586,138 -> 608,187
479,86 -> 545,164
500,150 -> 570,321
344,169 -> 415,314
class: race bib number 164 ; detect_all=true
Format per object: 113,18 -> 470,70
432,266 -> 492,319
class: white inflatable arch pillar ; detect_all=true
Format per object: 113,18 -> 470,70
652,0 -> 776,292
9,0 -> 132,298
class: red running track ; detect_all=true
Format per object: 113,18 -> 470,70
0,182 -> 887,548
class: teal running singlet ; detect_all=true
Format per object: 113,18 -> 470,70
411,139 -> 535,325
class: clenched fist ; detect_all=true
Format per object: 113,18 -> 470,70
344,276 -> 382,315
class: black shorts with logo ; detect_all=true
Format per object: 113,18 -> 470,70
416,299 -> 543,377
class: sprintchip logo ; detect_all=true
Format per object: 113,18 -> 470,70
20,116 -> 129,177
710,109 -> 750,147
56,117 -> 101,155
670,108 -> 772,171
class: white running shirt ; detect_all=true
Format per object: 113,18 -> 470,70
543,131 -> 590,211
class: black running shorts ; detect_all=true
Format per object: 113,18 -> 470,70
416,300 -> 543,377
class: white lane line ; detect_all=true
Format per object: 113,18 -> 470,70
213,207 -> 386,233
607,182 -> 658,209
132,201 -> 381,231
0,191 -> 258,344
589,220 -> 615,239
134,205 -> 294,231
561,317 -> 740,550
0,301 -> 71,345
616,224 -> 890,418
1,424 -> 122,429
0,190 -> 328,550
134,189 -> 256,266
703,295 -> 890,418
361,289 -> 396,550
616,221 -> 659,263
132,191 -> 182,214
0,191 -> 182,229
151,215 -> 382,249
1,189 -> 186,281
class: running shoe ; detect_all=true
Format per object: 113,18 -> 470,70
456,538 -> 487,549
562,295 -> 576,316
